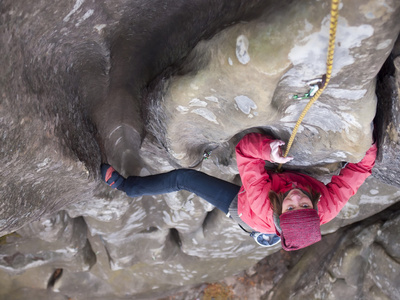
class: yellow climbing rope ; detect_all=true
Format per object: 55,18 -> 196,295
278,0 -> 340,171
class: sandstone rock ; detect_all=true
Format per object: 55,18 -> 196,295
374,34 -> 400,188
0,212 -> 95,274
263,203 -> 400,300
1,0 -> 400,299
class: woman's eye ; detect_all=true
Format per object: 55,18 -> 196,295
302,204 -> 309,208
287,206 -> 294,211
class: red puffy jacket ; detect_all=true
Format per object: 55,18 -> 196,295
236,133 -> 377,233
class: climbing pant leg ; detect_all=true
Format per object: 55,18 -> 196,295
121,169 -> 240,214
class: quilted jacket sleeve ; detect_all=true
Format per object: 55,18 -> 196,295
319,143 -> 377,224
235,133 -> 276,216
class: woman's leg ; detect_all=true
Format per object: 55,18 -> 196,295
121,169 -> 240,214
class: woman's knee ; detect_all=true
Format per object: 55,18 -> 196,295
174,169 -> 198,189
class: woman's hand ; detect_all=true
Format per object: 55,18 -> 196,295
270,140 -> 293,164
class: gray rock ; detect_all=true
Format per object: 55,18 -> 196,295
263,204 -> 400,300
374,35 -> 400,188
1,0 -> 400,299
0,212 -> 95,273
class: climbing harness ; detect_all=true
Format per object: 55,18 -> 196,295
278,0 -> 340,171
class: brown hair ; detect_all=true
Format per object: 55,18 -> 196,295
269,187 -> 321,216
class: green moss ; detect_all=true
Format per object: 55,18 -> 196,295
0,232 -> 22,245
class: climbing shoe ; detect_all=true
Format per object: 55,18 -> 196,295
101,164 -> 125,190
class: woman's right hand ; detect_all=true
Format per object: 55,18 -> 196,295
270,140 -> 293,164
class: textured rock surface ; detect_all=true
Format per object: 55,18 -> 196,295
161,202 -> 400,300
0,212 -> 95,273
1,0 -> 400,299
262,202 -> 400,300
373,34 -> 400,188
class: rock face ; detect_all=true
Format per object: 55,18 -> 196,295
1,0 -> 400,299
374,38 -> 400,189
162,202 -> 400,299
262,202 -> 400,300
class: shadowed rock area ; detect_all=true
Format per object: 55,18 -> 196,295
1,0 -> 400,299
162,201 -> 400,299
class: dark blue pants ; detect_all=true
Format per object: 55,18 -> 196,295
120,169 -> 240,214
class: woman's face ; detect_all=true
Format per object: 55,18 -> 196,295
282,189 -> 313,213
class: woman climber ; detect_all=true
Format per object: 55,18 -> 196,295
101,132 -> 377,251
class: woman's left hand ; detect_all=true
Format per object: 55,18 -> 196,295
270,140 -> 293,164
